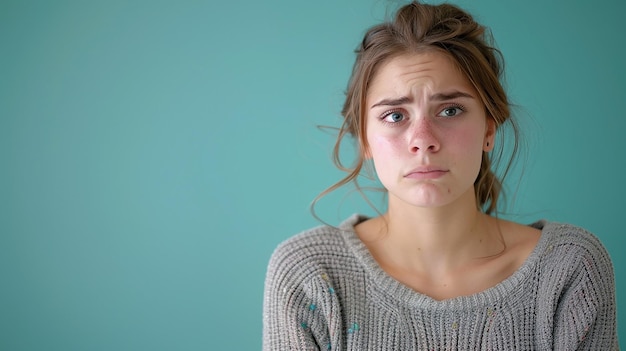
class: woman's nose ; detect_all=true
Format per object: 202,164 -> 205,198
408,117 -> 440,153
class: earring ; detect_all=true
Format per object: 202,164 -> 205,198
486,142 -> 490,147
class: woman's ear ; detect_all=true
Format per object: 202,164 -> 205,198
484,118 -> 496,152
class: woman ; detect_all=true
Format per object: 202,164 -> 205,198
263,1 -> 618,350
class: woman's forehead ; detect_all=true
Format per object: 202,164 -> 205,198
367,52 -> 475,106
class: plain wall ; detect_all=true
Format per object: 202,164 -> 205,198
1,0 -> 624,349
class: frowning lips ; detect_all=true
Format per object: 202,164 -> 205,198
404,166 -> 449,179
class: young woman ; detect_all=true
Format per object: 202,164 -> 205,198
263,1 -> 618,350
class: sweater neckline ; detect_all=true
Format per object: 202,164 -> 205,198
338,214 -> 551,309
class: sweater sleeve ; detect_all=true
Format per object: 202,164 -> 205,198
263,234 -> 340,351
551,228 -> 619,350
263,243 -> 320,350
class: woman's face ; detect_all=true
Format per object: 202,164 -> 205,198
365,51 -> 495,209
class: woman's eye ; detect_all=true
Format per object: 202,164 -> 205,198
383,111 -> 405,123
438,107 -> 463,117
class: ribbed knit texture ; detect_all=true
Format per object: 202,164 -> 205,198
263,215 -> 618,350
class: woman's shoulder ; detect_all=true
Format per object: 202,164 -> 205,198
535,221 -> 610,257
266,214 -> 365,279
532,221 -> 614,279
270,224 -> 346,261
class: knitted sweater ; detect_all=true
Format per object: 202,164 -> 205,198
263,215 -> 618,350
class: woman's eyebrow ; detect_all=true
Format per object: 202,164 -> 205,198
370,96 -> 412,109
430,91 -> 475,101
370,91 -> 474,109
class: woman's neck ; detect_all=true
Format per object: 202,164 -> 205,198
361,190 -> 503,276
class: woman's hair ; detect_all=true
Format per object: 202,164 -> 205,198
315,1 -> 519,215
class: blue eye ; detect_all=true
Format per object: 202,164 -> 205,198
439,106 -> 463,117
383,111 -> 405,123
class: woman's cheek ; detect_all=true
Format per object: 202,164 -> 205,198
370,134 -> 403,156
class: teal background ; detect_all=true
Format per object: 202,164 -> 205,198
1,0 -> 624,349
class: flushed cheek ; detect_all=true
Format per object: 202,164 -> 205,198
368,135 -> 405,160
368,135 -> 407,185
448,131 -> 485,172
454,132 -> 482,152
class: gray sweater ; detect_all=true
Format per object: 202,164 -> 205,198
263,215 -> 618,350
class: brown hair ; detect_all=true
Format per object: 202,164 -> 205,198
315,1 -> 519,215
